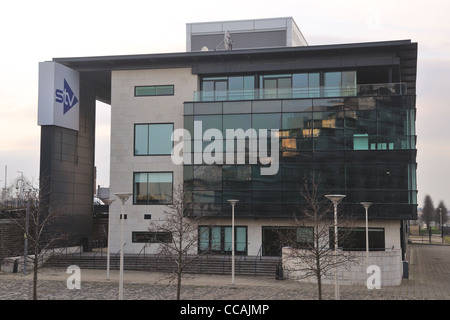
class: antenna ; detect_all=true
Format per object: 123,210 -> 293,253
224,30 -> 233,50
215,30 -> 233,51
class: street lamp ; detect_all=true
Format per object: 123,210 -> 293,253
361,202 -> 372,271
227,199 -> 239,285
23,188 -> 32,276
325,194 -> 346,300
115,192 -> 132,300
103,198 -> 115,280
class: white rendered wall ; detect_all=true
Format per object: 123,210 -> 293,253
109,68 -> 197,254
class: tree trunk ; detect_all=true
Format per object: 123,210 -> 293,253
316,254 -> 322,300
177,253 -> 182,300
317,274 -> 322,300
33,247 -> 38,300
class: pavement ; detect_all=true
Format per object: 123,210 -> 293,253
1,242 -> 449,301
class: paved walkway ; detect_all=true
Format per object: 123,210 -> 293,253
1,243 -> 449,301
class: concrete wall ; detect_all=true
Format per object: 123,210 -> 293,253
283,247 -> 403,287
109,68 -> 197,254
281,219 -> 403,287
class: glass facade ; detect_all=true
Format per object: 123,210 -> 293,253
183,95 -> 417,219
194,71 -> 406,101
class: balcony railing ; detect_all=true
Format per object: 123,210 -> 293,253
193,83 -> 407,102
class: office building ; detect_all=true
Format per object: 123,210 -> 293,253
38,17 -> 417,284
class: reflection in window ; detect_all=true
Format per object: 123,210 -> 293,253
134,172 -> 173,204
324,71 -> 356,97
330,227 -> 385,251
134,123 -> 173,155
198,226 -> 247,254
135,85 -> 174,96
132,231 -> 172,243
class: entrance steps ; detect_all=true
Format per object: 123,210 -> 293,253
44,252 -> 281,277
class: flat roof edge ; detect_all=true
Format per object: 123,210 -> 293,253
52,39 -> 416,70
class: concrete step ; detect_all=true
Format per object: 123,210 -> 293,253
45,254 -> 280,276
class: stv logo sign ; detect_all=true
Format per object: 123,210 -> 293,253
55,79 -> 78,115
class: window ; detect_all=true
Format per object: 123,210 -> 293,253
292,73 -> 320,98
133,172 -> 173,204
330,227 -> 385,251
132,231 -> 172,243
261,75 -> 292,99
135,85 -> 174,96
262,226 -> 314,256
198,226 -> 247,254
134,123 -> 173,155
324,71 -> 356,97
201,76 -> 255,101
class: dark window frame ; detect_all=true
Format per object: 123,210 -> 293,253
133,171 -> 174,205
134,85 -> 175,97
198,225 -> 248,255
329,227 -> 386,251
134,123 -> 174,156
132,231 -> 172,243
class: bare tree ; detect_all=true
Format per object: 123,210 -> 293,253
282,174 -> 360,300
147,185 -> 210,300
6,176 -> 69,300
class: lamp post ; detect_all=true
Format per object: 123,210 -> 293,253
439,208 -> 443,243
115,193 -> 132,300
23,189 -> 31,276
17,171 -> 23,200
361,202 -> 372,271
325,194 -> 346,300
227,199 -> 239,285
103,198 -> 115,280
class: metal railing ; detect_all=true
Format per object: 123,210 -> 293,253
193,83 -> 407,102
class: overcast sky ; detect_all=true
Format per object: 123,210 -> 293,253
0,0 -> 449,209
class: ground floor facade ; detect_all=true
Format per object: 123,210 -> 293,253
108,216 -> 403,257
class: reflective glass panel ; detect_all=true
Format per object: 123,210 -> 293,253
134,172 -> 148,204
148,124 -> 173,155
193,165 -> 222,190
282,113 -> 313,138
135,125 -> 148,155
223,165 -> 251,190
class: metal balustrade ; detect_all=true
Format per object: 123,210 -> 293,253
193,83 -> 407,102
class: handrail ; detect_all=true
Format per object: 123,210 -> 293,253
222,246 -> 231,274
193,83 -> 407,102
72,245 -> 82,258
93,246 -> 104,258
237,245 -> 248,273
254,245 -> 264,275
135,243 -> 149,269
92,246 -> 105,268
114,243 -> 126,269
137,243 -> 149,259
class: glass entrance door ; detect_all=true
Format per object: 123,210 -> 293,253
199,226 -> 247,255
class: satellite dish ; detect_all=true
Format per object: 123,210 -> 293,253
201,46 -> 209,51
